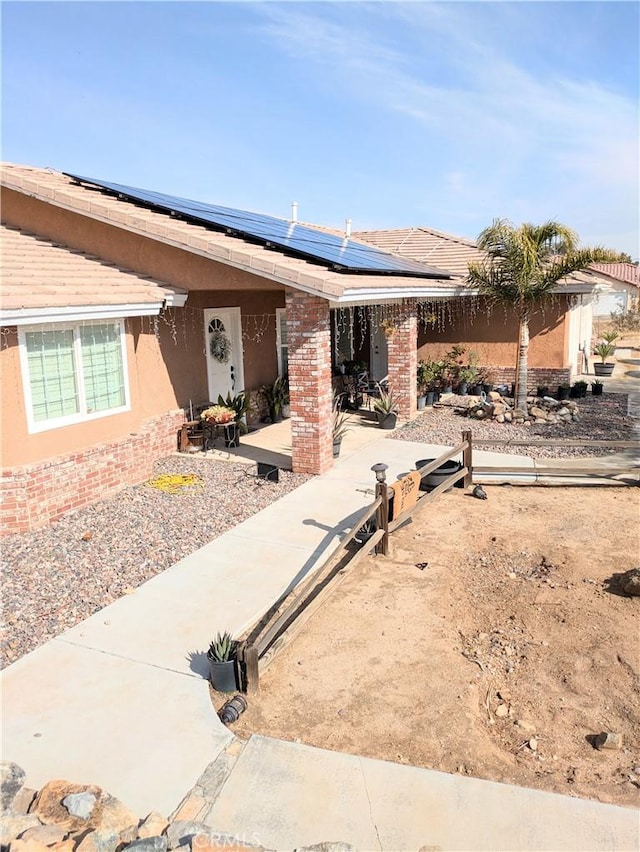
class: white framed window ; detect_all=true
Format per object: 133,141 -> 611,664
19,319 -> 130,433
275,308 -> 288,377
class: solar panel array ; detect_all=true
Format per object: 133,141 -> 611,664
65,173 -> 451,278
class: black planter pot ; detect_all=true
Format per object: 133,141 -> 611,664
481,383 -> 494,394
458,382 -> 468,396
268,406 -> 283,423
470,384 -> 483,396
591,383 -> 604,396
415,459 -> 462,492
208,658 -> 238,693
377,412 -> 397,430
354,525 -> 377,547
557,386 -> 570,401
332,439 -> 342,458
417,395 -> 427,410
537,386 -> 549,398
426,391 -> 436,406
593,363 -> 614,377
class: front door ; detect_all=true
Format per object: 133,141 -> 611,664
204,307 -> 244,402
370,324 -> 388,382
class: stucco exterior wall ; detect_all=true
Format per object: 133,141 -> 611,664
1,191 -> 287,471
417,297 -> 568,369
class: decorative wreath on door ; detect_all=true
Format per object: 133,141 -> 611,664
209,329 -> 232,363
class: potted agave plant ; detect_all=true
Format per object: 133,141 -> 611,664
332,399 -> 350,458
207,631 -> 239,692
372,385 -> 398,430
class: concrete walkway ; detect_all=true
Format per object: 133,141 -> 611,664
2,390 -> 639,849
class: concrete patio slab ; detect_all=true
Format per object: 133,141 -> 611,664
203,735 -> 639,851
0,641 -> 232,816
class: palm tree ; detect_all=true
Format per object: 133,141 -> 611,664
467,219 -> 615,413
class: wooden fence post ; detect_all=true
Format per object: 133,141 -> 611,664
462,429 -> 473,488
372,463 -> 390,556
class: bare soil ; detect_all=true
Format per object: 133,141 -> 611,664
234,485 -> 640,807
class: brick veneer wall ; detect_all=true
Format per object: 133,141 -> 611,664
484,366 -> 571,391
0,409 -> 185,536
387,305 -> 418,421
285,290 -> 333,475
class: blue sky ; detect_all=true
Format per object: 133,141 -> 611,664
2,1 -> 639,258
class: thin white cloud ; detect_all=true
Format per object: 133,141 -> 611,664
258,3 -> 638,253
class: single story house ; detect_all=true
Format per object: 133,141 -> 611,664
0,164 -> 604,534
588,262 -> 640,318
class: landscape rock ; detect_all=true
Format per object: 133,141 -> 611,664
74,830 -> 120,852
10,788 -> 38,816
164,821 -> 212,849
10,839 -> 75,852
62,792 -> 97,820
0,815 -> 42,846
123,837 -> 168,852
1,762 -> 26,812
20,824 -> 69,846
465,392 -> 583,427
619,567 -> 640,596
137,813 -> 169,839
594,731 -> 623,750
32,783 -> 102,831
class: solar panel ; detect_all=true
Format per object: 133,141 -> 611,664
64,173 -> 452,278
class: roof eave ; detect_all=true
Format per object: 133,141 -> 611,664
0,302 -> 167,327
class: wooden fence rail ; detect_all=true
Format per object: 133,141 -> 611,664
235,429 -> 637,693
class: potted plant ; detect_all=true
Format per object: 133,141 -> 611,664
354,517 -> 377,547
593,342 -> 615,377
417,360 -> 429,410
207,631 -> 239,692
601,330 -> 619,347
536,385 -> 549,397
259,376 -> 288,422
591,379 -> 604,396
215,390 -> 251,446
457,365 -> 478,396
570,380 -> 588,399
332,400 -> 350,458
372,385 -> 398,429
557,382 -> 571,401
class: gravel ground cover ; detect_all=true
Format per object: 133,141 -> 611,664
1,393 -> 636,669
393,392 -> 636,458
1,455 -> 310,668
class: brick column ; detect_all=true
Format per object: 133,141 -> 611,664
386,303 -> 418,421
285,289 -> 334,474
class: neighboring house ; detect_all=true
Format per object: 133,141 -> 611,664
355,226 -> 602,382
587,262 -> 640,318
0,166 -> 606,535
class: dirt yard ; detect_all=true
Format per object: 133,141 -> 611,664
233,485 -> 640,807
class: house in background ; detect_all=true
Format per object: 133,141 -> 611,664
0,164 -> 606,535
588,262 -> 640,320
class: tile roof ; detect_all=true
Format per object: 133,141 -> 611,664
1,164 -> 463,305
588,262 -> 640,287
355,225 -> 609,293
0,223 -> 186,322
354,226 -> 483,275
